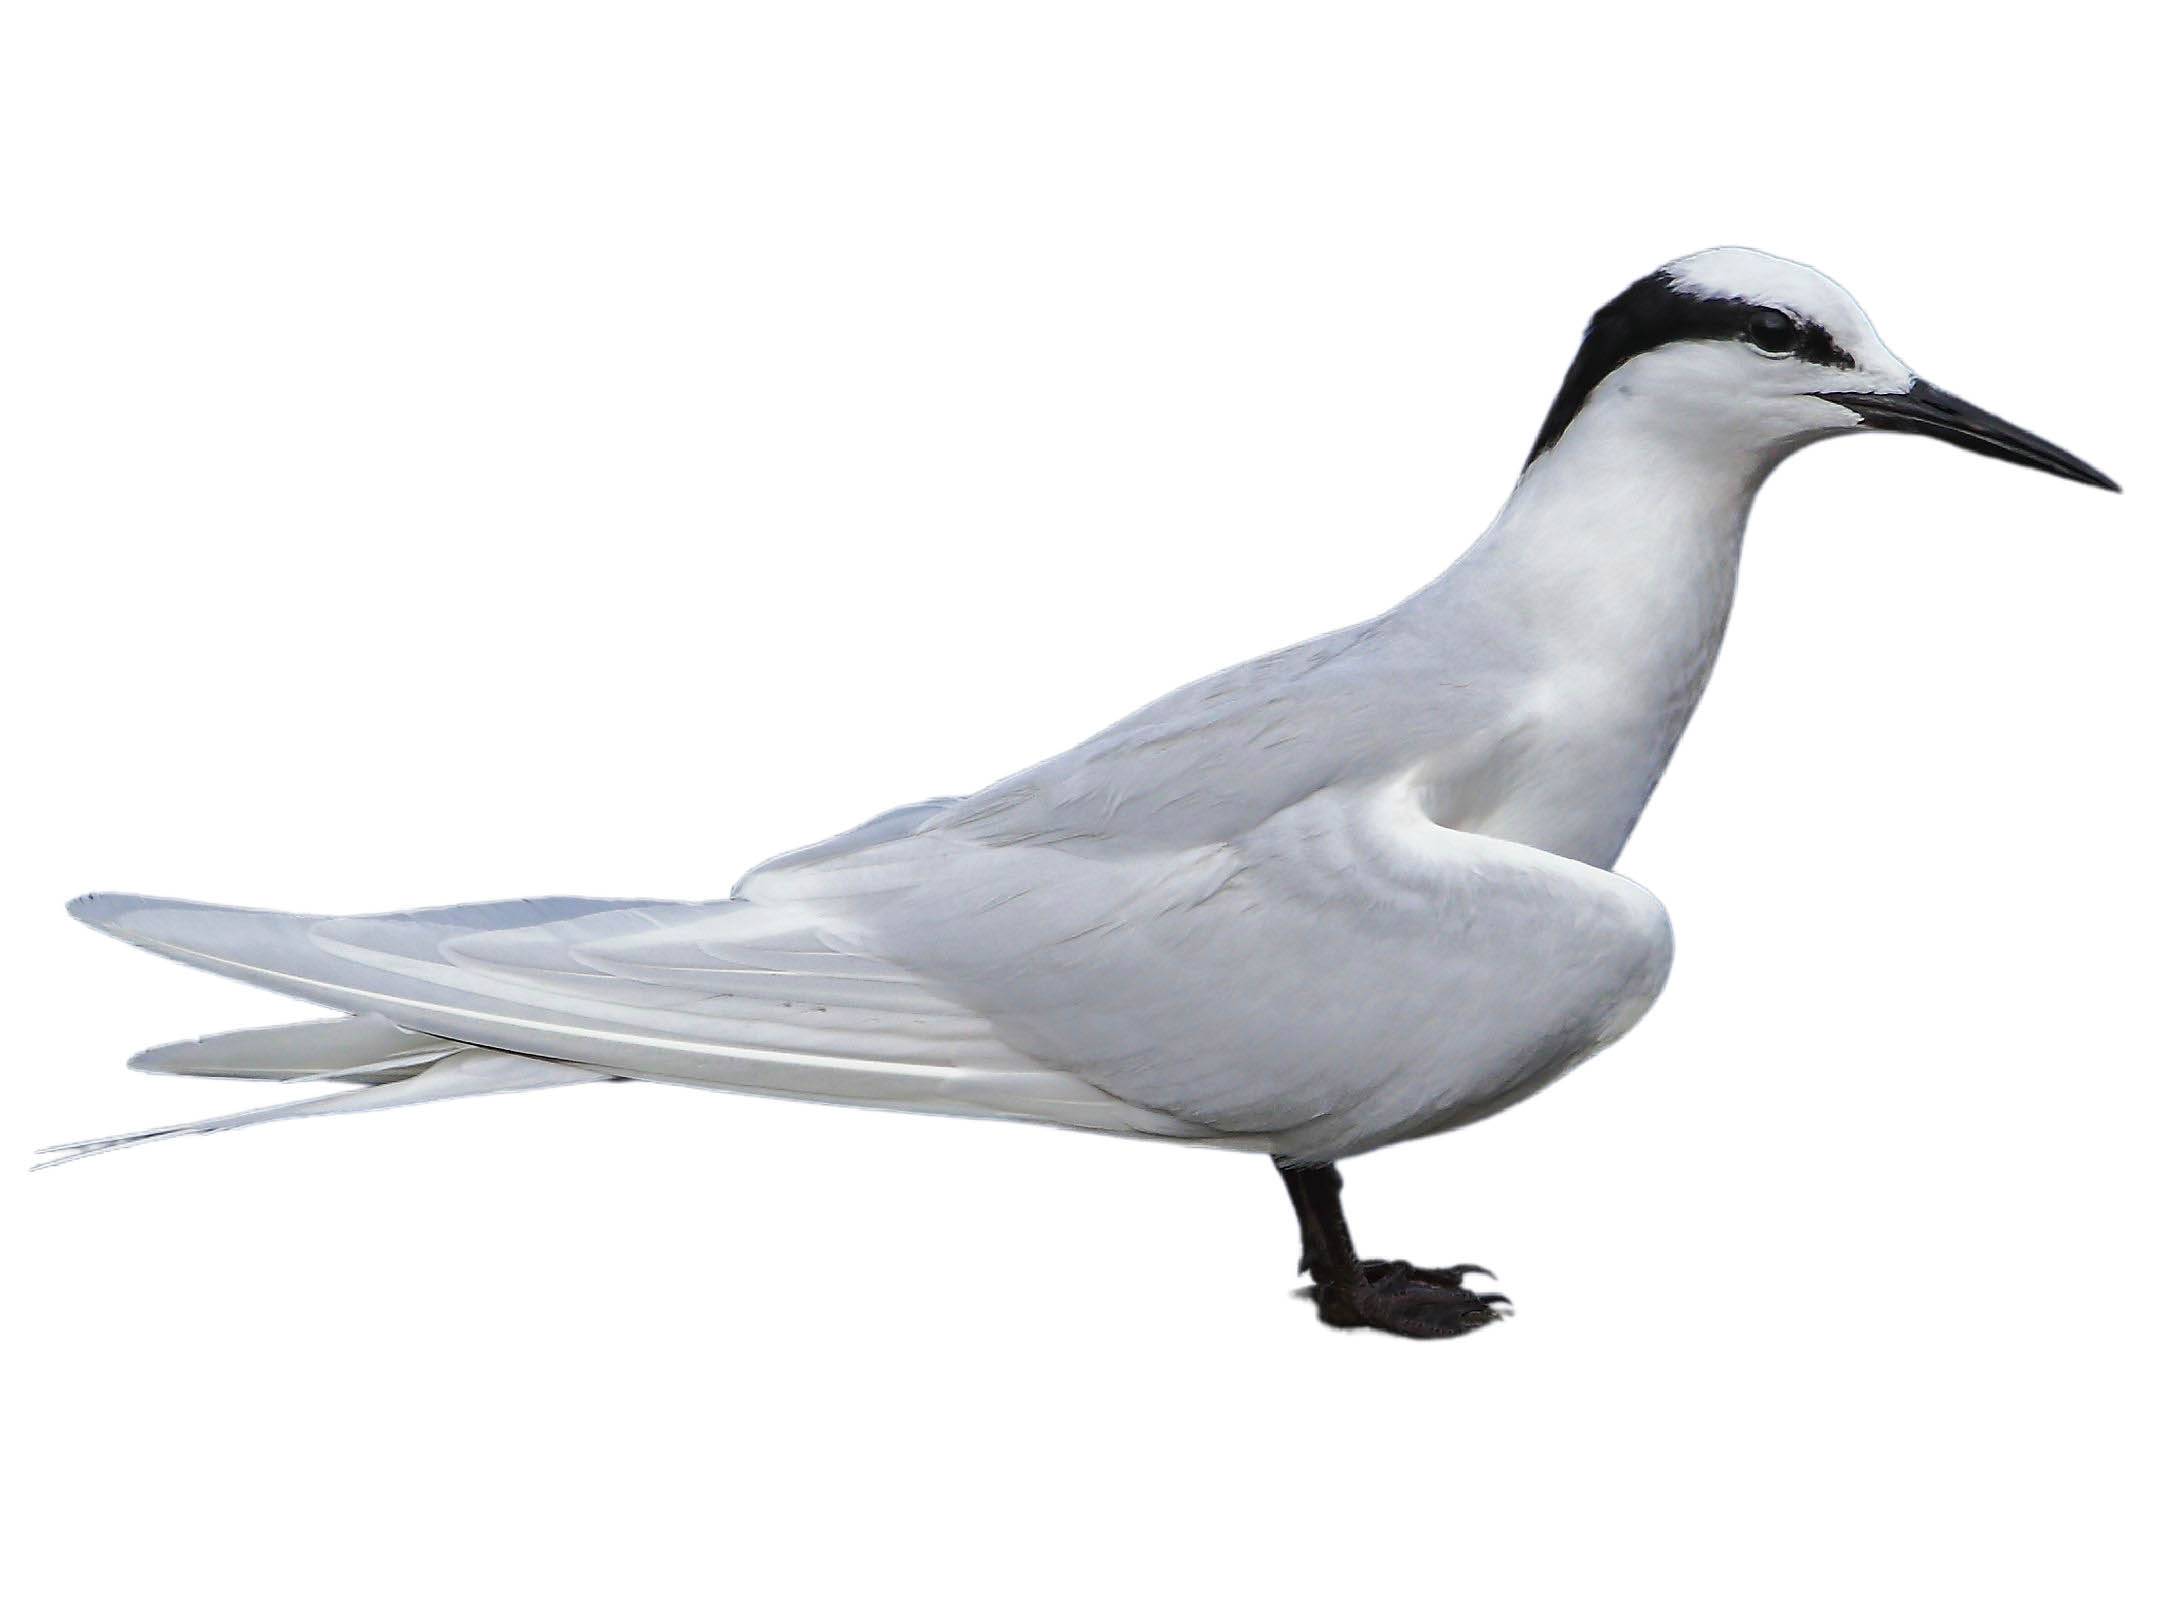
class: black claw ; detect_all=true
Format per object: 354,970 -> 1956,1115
1301,1262 -> 1514,1339
1275,1159 -> 1508,1341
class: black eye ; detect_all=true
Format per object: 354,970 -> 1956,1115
1746,308 -> 1798,355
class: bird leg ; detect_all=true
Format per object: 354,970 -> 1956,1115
1273,1157 -> 1509,1339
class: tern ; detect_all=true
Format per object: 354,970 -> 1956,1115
52,248 -> 2118,1339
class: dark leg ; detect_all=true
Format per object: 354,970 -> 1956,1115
1273,1157 -> 1509,1339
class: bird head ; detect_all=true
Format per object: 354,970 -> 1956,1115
1526,247 -> 2117,491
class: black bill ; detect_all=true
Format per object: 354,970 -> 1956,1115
1815,378 -> 2119,491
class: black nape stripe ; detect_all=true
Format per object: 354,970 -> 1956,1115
1525,271 -> 1856,467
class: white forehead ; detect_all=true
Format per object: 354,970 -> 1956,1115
1663,246 -> 1908,380
1663,246 -> 1856,317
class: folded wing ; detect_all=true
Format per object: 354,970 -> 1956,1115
67,892 -> 1197,1140
739,774 -> 1674,1159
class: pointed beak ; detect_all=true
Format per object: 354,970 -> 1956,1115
1814,378 -> 2119,491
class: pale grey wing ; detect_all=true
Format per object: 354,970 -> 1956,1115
715,626 -> 1393,889
329,898 -> 1190,1132
414,900 -> 1035,1069
69,893 -> 1194,1140
901,606 -> 1530,860
907,616 -> 1443,854
741,775 -> 1673,1160
733,798 -> 959,892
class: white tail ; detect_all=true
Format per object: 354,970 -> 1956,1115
129,1013 -> 458,1081
36,1048 -> 599,1169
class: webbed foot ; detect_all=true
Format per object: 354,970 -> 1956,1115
1306,1259 -> 1511,1339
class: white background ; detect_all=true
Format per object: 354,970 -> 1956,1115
7,4 -> 2153,1616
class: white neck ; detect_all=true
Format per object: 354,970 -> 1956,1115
1480,386 -> 1772,641
1401,389 -> 1783,866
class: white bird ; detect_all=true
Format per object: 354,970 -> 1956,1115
52,248 -> 2118,1338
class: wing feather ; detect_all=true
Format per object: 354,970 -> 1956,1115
741,775 -> 1673,1158
68,893 -> 1195,1141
